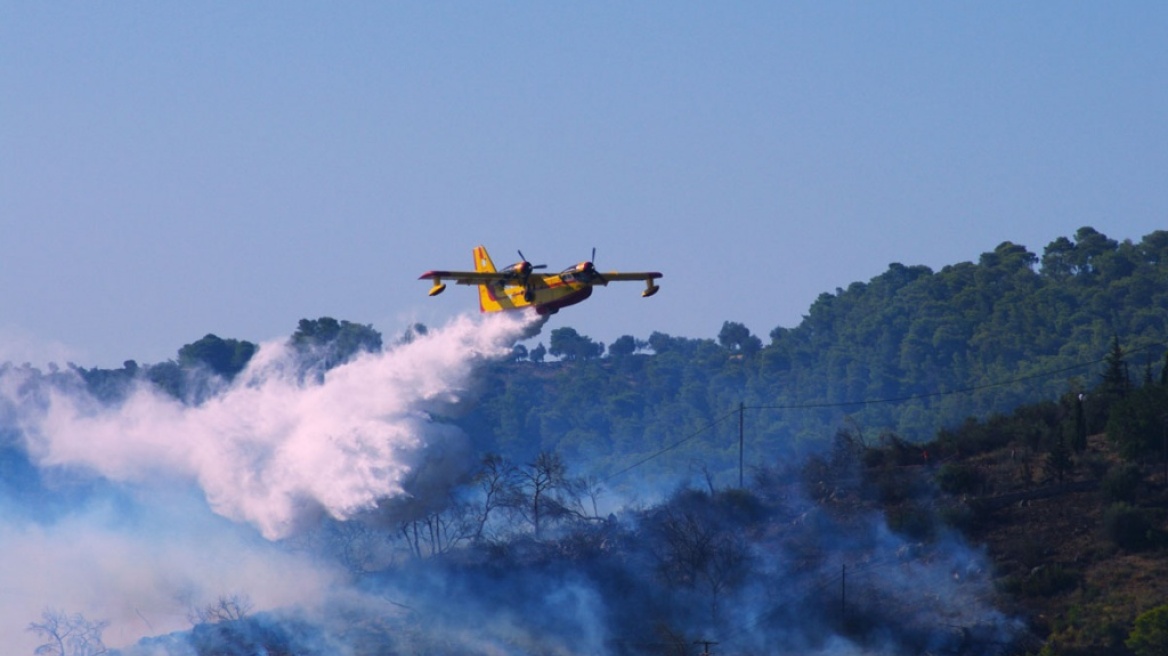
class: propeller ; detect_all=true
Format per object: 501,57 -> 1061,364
517,250 -> 548,273
516,250 -> 545,302
584,247 -> 606,284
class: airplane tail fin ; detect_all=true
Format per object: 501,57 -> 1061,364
473,246 -> 504,312
473,245 -> 497,273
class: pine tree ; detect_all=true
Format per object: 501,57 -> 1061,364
1048,431 -> 1073,483
1073,393 -> 1088,452
1101,336 -> 1131,398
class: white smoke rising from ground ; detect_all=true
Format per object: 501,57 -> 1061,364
0,325 -> 81,369
0,491 -> 343,652
0,311 -> 533,650
17,312 -> 530,540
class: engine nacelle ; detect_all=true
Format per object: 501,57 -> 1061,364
428,282 -> 447,297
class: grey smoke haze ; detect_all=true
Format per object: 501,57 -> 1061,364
0,310 -> 1026,654
0,490 -> 343,650
0,312 -> 531,651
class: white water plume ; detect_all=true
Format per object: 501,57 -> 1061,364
14,311 -> 531,540
0,311 -> 531,650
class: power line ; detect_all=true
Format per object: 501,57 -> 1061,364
602,408 -> 739,483
602,340 -> 1166,482
752,340 -> 1165,412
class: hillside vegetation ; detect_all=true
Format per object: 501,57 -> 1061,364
11,226 -> 1168,655
896,364 -> 1168,656
463,227 -> 1168,485
63,226 -> 1168,480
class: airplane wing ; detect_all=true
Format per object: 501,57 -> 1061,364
599,271 -> 662,297
418,270 -> 508,284
419,269 -> 511,297
598,271 -> 663,281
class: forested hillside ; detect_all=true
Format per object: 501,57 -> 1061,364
44,226 -> 1168,493
462,227 -> 1168,487
52,227 -> 1168,489
8,226 -> 1168,655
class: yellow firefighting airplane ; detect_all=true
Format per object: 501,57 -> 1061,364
419,246 -> 662,315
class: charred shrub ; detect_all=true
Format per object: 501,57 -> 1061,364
885,503 -> 936,541
936,462 -> 983,496
937,501 -> 977,532
712,487 -> 769,526
1102,502 -> 1153,551
1101,462 -> 1143,504
867,466 -> 929,505
1002,564 -> 1080,598
188,616 -> 323,656
936,415 -> 1015,457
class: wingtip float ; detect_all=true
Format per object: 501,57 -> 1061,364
419,246 -> 661,315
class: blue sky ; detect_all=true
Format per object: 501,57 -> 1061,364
2,2 -> 1166,367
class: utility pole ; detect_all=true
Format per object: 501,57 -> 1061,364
738,401 -> 745,488
1161,413 -> 1168,484
841,563 -> 847,618
694,639 -> 718,655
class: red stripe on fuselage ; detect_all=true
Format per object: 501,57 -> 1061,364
535,286 -> 592,315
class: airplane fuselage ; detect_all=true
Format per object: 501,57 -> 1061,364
418,245 -> 660,315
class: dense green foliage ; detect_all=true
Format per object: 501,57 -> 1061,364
12,227 -> 1168,656
547,327 -> 604,361
58,227 -> 1168,488
464,228 -> 1168,485
1128,605 -> 1168,656
179,334 -> 257,379
289,317 -> 383,370
70,316 -> 380,403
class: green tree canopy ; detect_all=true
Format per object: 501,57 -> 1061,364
717,321 -> 762,356
463,227 -> 1168,484
608,335 -> 638,358
1128,604 -> 1168,656
548,327 -> 603,361
178,334 -> 257,379
290,317 -> 383,369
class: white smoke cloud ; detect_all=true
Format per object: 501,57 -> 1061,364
0,491 -> 343,652
16,312 -> 529,540
0,324 -> 80,369
0,311 -> 532,650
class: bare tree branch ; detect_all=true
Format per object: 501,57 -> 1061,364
27,609 -> 108,656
